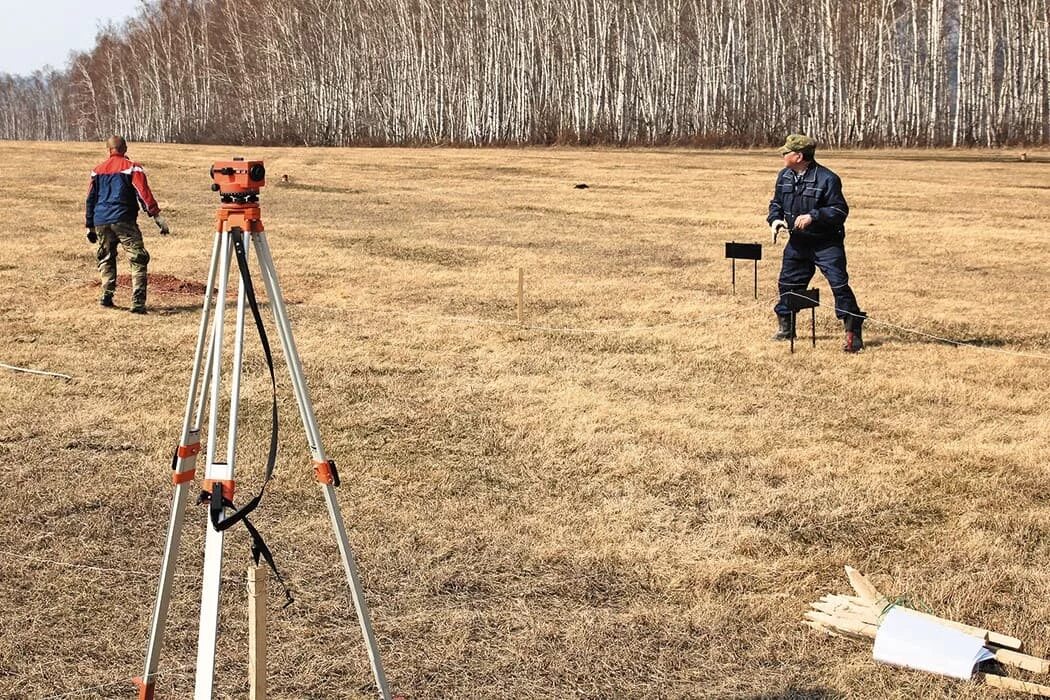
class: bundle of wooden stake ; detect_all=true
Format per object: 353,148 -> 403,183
805,566 -> 1050,697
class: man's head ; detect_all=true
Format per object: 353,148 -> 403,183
779,134 -> 816,169
106,135 -> 128,155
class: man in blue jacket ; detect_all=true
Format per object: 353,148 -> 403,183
768,134 -> 866,352
85,136 -> 170,314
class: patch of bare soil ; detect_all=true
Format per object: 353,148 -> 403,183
86,274 -> 211,297
125,273 -> 208,296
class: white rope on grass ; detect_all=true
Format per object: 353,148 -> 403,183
39,675 -> 141,700
780,291 -> 1050,361
313,291 -> 1050,360
865,316 -> 1050,361
324,293 -> 781,336
0,363 -> 73,381
0,550 -> 238,582
518,298 -> 772,334
126,286 -> 1050,356
38,663 -> 194,700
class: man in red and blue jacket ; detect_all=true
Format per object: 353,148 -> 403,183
85,136 -> 171,313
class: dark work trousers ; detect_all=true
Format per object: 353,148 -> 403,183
774,238 -> 863,323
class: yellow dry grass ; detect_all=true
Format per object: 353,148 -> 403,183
1,141 -> 1049,699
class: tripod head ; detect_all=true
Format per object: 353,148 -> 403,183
210,158 -> 266,204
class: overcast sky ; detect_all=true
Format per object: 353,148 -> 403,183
0,0 -> 143,76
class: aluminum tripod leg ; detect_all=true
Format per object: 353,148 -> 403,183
137,231 -> 223,699
194,228 -> 251,699
251,233 -> 392,700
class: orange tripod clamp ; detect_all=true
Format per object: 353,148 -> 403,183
314,459 -> 341,486
201,478 -> 235,503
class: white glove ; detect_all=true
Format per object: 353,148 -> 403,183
153,214 -> 170,235
770,219 -> 787,243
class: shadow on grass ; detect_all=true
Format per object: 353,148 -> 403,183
743,689 -> 841,700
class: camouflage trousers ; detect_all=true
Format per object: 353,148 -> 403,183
96,220 -> 150,308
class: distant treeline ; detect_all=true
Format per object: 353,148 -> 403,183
2,0 -> 1048,147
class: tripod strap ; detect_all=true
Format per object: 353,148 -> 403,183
201,487 -> 294,606
203,230 -> 294,606
209,229 -> 279,534
244,515 -> 295,608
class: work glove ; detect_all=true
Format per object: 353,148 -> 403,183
770,219 -> 787,243
153,214 -> 171,235
86,228 -> 97,244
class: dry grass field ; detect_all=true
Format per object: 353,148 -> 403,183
1,141 -> 1049,699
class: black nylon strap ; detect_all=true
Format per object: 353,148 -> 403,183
198,229 -> 293,606
244,516 -> 295,608
209,229 -> 279,533
210,482 -> 224,525
202,492 -> 294,607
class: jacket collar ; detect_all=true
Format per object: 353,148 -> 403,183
782,162 -> 819,183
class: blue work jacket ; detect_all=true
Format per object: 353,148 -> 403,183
767,162 -> 849,245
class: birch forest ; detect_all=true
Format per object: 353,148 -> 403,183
1,0 -> 1047,147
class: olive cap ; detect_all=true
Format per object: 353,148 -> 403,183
779,134 -> 817,154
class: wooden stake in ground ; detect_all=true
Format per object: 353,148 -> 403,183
248,565 -> 267,700
517,267 -> 524,325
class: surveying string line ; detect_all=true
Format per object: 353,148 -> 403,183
780,291 -> 1050,361
38,675 -> 146,700
311,293 -> 781,336
0,363 -> 73,381
866,316 -> 1050,361
39,662 -> 194,700
514,296 -> 777,334
0,550 -> 239,583
65,253 -> 1043,347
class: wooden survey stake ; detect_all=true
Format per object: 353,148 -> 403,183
248,565 -> 267,700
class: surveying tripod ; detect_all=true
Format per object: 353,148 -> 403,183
135,159 -> 391,699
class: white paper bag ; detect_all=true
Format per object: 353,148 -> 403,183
873,607 -> 994,680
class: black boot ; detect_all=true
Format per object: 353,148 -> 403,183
131,289 -> 147,315
771,314 -> 796,341
843,314 -> 865,353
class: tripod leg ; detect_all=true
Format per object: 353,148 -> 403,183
250,233 -> 319,445
194,229 -> 237,699
317,483 -> 392,700
226,235 -> 250,468
194,469 -> 230,700
251,233 -> 392,700
137,231 -> 223,699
